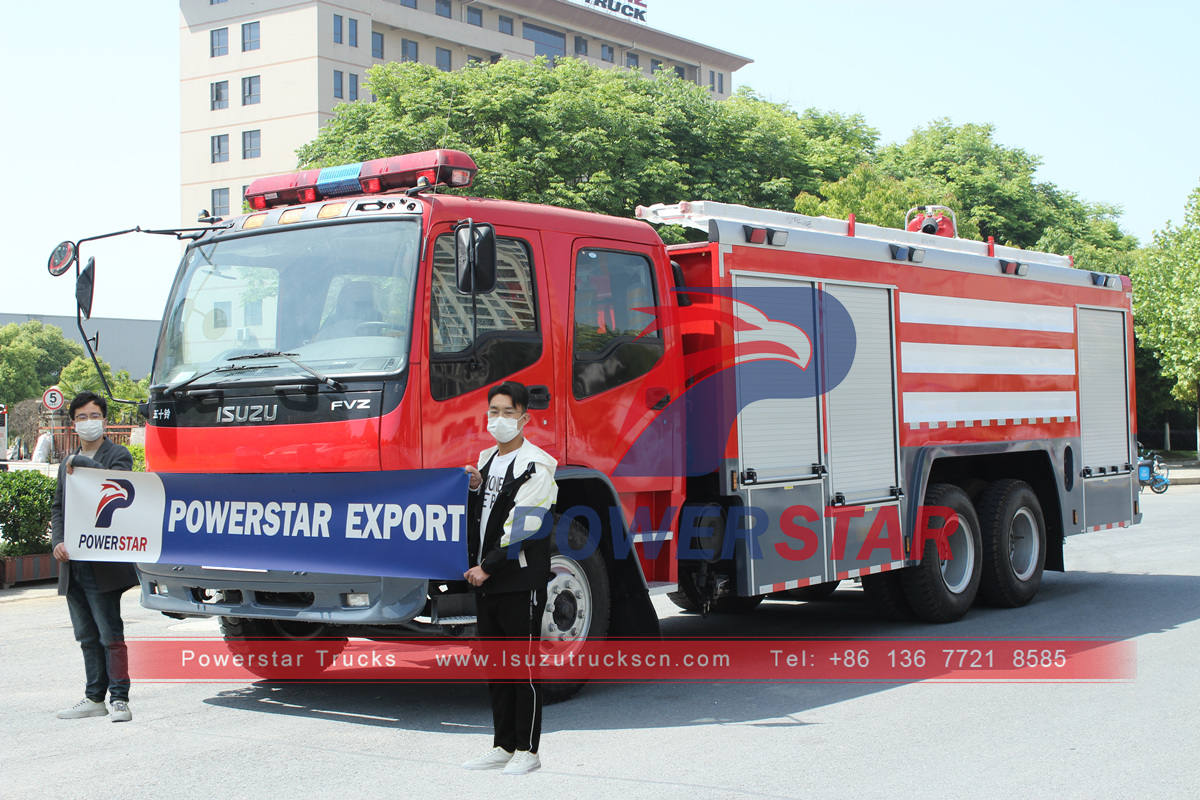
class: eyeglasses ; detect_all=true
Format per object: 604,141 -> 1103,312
486,408 -> 524,419
74,413 -> 105,421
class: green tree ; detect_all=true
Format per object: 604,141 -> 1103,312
0,321 -> 84,404
56,356 -> 148,425
298,59 -> 877,228
1131,183 -> 1200,442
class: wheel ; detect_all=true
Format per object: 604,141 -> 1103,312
540,515 -> 611,704
1151,479 -> 1169,494
219,617 -> 346,679
977,479 -> 1046,607
861,571 -> 913,620
900,484 -> 982,622
784,580 -> 841,602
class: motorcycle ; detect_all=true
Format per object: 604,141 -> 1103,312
1137,443 -> 1171,494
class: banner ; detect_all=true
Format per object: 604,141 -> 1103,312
64,468 -> 469,579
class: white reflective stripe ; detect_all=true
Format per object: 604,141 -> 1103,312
901,342 -> 1076,375
903,391 -> 1078,423
899,293 -> 1075,332
632,530 -> 674,543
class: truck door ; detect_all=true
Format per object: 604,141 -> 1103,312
1076,306 -> 1134,528
423,225 -> 561,468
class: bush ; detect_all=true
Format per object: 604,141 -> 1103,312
128,444 -> 146,472
0,470 -> 56,556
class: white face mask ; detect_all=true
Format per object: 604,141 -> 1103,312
486,414 -> 523,444
74,419 -> 105,443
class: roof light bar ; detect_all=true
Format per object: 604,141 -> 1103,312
244,149 -> 478,210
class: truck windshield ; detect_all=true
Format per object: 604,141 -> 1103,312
152,219 -> 420,387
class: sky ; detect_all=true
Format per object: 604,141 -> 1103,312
2,0 -> 1197,322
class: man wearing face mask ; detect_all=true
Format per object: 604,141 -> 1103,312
461,381 -> 557,775
49,391 -> 137,723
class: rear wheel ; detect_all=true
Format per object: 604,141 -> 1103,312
977,479 -> 1046,607
900,484 -> 982,622
861,571 -> 913,620
540,516 -> 610,704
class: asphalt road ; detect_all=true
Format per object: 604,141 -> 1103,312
4,487 -> 1198,799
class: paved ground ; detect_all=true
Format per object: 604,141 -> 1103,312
3,487 -> 1198,799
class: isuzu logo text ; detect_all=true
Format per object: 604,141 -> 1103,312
215,403 -> 279,423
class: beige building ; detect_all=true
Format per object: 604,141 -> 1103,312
179,0 -> 750,222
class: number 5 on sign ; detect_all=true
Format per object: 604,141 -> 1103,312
42,387 -> 65,411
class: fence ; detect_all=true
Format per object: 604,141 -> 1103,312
42,425 -> 136,462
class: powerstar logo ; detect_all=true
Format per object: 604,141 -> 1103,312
95,478 -> 136,528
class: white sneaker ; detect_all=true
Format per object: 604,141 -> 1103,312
502,750 -> 541,775
462,746 -> 513,770
110,700 -> 132,722
56,698 -> 108,719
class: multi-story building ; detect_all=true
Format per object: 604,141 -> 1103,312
180,0 -> 751,223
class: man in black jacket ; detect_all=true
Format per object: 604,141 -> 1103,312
461,381 -> 557,776
49,392 -> 138,722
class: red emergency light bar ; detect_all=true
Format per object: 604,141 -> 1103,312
244,149 -> 478,210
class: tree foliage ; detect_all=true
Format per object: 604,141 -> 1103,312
1131,183 -> 1200,405
56,357 -> 149,425
298,59 -> 877,230
0,321 -> 84,405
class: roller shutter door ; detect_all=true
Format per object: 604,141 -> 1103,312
1077,308 -> 1130,472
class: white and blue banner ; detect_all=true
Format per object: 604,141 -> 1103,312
64,468 -> 469,579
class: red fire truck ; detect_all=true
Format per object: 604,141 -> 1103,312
52,149 -> 1139,662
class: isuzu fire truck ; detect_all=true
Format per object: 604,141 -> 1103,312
54,149 -> 1141,668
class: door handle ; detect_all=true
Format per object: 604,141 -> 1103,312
527,385 -> 551,410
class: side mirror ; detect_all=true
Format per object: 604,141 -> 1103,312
76,257 -> 96,320
454,221 -> 496,294
48,241 -> 77,276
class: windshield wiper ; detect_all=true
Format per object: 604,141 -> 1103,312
228,351 -> 348,391
161,362 -> 279,397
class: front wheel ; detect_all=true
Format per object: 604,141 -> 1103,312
900,484 -> 982,623
540,515 -> 610,704
1151,477 -> 1169,494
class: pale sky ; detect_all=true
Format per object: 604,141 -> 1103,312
2,1 -> 1196,321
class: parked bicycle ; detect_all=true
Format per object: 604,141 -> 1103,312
1137,442 -> 1171,494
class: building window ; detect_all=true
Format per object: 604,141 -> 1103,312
523,23 -> 565,63
401,38 -> 418,62
626,52 -> 639,69
467,6 -> 482,26
718,72 -> 724,93
574,36 -> 588,56
372,31 -> 384,58
211,188 -> 230,217
436,47 -> 451,72
498,15 -> 513,35
210,80 -> 228,110
210,28 -> 228,57
333,70 -> 344,99
675,65 -> 686,80
651,58 -> 662,73
242,129 -> 261,159
211,134 -> 229,163
709,70 -> 715,89
242,75 -> 260,105
210,0 -> 227,5
245,299 -> 263,326
349,73 -> 359,101
601,43 -> 614,62
400,0 -> 416,7
349,18 -> 358,47
333,14 -> 343,43
436,0 -> 451,18
241,21 -> 260,52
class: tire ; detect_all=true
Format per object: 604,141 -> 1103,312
1151,480 -> 1169,495
540,515 -> 611,704
666,589 -> 699,612
218,617 -> 347,679
784,580 -> 841,602
977,479 -> 1046,607
861,571 -> 913,620
900,484 -> 982,623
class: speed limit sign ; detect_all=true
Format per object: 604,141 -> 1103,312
42,387 -> 65,411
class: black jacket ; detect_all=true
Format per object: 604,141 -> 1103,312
50,438 -> 139,596
467,444 -> 555,595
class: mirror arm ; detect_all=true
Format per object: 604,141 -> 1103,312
72,285 -> 140,411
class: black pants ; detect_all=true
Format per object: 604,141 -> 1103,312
65,562 -> 130,702
476,587 -> 546,753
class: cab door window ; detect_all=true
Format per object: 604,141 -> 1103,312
430,233 -> 540,400
572,248 -> 662,398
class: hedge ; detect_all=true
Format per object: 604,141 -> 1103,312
0,470 -> 56,556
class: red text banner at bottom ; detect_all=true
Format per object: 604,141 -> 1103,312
127,638 -> 1135,682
